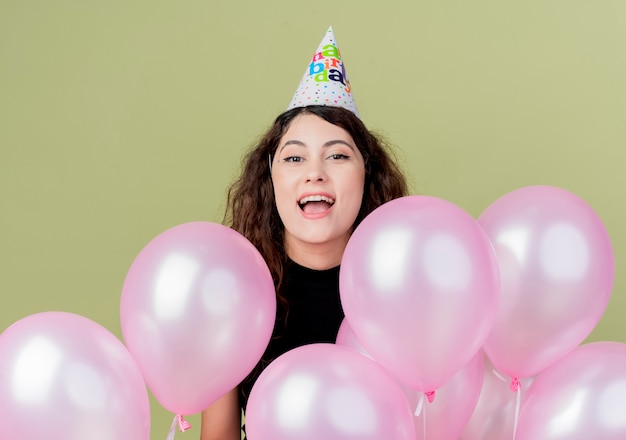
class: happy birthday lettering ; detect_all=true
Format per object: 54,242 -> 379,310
308,44 -> 352,93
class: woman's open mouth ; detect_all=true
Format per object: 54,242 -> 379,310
298,195 -> 335,214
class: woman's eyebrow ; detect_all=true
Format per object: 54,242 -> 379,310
278,139 -> 356,154
323,140 -> 356,151
277,139 -> 304,154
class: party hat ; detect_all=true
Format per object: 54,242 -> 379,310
287,26 -> 359,117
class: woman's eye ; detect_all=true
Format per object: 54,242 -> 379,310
283,156 -> 302,163
329,153 -> 349,160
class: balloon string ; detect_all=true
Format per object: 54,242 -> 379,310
423,398 -> 427,440
414,393 -> 424,416
513,383 -> 521,439
491,370 -> 521,440
413,391 -> 435,439
166,414 -> 192,440
166,416 -> 176,440
492,368 -> 507,382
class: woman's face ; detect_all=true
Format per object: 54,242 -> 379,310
271,113 -> 365,265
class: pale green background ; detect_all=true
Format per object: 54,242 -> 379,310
1,1 -> 624,438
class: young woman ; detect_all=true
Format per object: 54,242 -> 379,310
199,104 -> 409,439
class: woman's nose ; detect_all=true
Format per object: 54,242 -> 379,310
305,159 -> 327,182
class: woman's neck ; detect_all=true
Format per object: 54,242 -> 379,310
285,239 -> 346,270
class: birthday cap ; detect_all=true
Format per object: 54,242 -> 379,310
287,26 -> 359,117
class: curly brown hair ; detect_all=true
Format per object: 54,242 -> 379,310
223,104 -> 409,309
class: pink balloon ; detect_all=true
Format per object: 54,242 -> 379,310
479,186 -> 614,379
340,196 -> 500,392
337,319 -> 484,440
516,341 -> 626,440
0,312 -> 150,440
120,222 -> 276,415
460,352 -> 534,440
245,343 -> 416,440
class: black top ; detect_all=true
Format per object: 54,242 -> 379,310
238,259 -> 344,410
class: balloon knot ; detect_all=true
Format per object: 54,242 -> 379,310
177,415 -> 191,432
510,377 -> 521,392
425,390 -> 436,403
